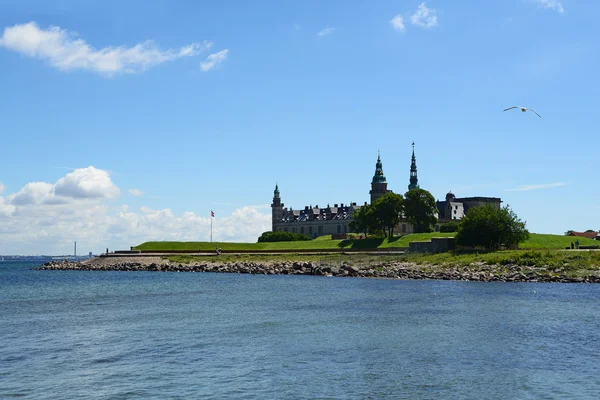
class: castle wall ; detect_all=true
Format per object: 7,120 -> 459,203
273,219 -> 353,238
409,237 -> 456,253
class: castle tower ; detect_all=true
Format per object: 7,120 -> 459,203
271,184 -> 283,232
408,142 -> 420,191
370,152 -> 388,204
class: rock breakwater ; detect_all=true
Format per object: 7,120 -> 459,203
36,257 -> 600,283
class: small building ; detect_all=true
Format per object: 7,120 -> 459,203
568,231 -> 599,240
436,192 -> 502,223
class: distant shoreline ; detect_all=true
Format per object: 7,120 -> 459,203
36,254 -> 600,283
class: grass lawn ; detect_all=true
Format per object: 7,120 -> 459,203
165,249 -> 600,277
520,233 -> 599,249
134,232 -> 599,252
133,232 -> 455,251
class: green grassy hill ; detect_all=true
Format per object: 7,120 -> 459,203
520,233 -> 599,249
133,232 -> 599,252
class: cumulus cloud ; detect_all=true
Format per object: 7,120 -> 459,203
317,27 -> 335,37
506,182 -> 567,191
0,22 -> 212,75
128,188 -> 144,197
0,181 -> 5,195
54,166 -> 119,199
0,196 -> 15,217
531,0 -> 564,13
390,15 -> 406,32
0,167 -> 273,255
8,182 -> 55,205
5,166 -> 118,206
411,3 -> 438,28
200,49 -> 228,72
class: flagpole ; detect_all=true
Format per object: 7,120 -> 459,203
211,211 -> 213,243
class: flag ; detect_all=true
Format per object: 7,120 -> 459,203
211,210 -> 215,217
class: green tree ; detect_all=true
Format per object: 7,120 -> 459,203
439,221 -> 460,233
403,189 -> 438,233
349,204 -> 377,236
372,192 -> 404,237
455,204 -> 529,250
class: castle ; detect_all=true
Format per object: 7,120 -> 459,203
271,144 -> 502,237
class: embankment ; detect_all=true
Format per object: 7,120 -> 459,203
36,256 -> 600,283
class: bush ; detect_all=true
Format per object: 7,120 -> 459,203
439,222 -> 459,233
257,231 -> 312,243
455,204 -> 529,250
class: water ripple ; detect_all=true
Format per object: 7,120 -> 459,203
2,262 -> 600,399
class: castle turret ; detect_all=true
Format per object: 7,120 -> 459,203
271,184 -> 283,231
408,142 -> 420,191
370,152 -> 388,204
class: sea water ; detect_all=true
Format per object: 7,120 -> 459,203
2,261 -> 600,399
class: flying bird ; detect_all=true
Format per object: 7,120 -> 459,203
503,106 -> 541,118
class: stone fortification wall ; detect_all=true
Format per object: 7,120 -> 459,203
409,237 -> 456,253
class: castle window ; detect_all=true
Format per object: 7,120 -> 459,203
318,225 -> 323,234
402,224 -> 407,233
301,227 -> 304,234
337,225 -> 341,233
309,226 -> 313,235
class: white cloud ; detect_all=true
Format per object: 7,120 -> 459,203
0,196 -> 16,217
128,188 -> 144,197
8,182 -> 55,205
410,3 -> 438,28
0,22 -> 212,75
0,182 -> 4,194
506,182 -> 567,191
0,168 -> 273,255
390,15 -> 406,32
200,49 -> 228,72
54,166 -> 119,199
531,0 -> 564,13
317,27 -> 335,37
5,166 -> 118,207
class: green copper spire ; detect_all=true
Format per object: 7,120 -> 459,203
274,183 -> 280,196
372,152 -> 387,184
408,142 -> 419,190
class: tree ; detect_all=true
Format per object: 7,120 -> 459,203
403,189 -> 438,233
455,204 -> 529,250
349,204 -> 377,236
439,221 -> 459,233
372,192 -> 404,237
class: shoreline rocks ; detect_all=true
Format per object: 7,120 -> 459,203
35,258 -> 600,283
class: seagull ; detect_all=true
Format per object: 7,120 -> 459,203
503,106 -> 541,118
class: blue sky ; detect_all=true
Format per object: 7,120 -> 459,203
0,0 -> 598,255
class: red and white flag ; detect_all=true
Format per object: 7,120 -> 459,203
211,210 -> 215,217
